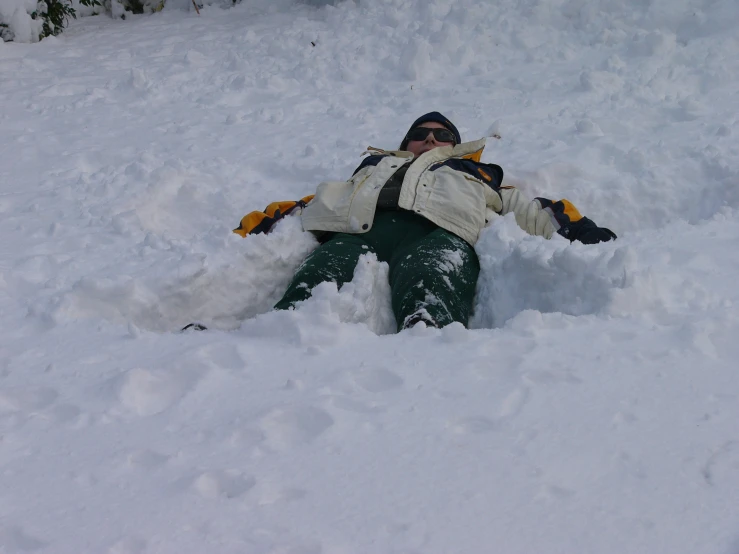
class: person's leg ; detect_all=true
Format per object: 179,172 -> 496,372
389,229 -> 480,331
274,234 -> 372,310
358,210 -> 439,263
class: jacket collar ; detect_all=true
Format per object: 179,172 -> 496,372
414,137 -> 487,165
402,138 -> 488,186
363,146 -> 414,158
364,138 -> 487,163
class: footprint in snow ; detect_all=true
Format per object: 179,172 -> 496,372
126,449 -> 170,470
522,369 -> 582,386
611,410 -> 639,429
118,366 -> 203,416
353,368 -> 404,393
702,441 -> 739,487
192,470 -> 256,499
258,483 -> 307,505
498,386 -> 530,419
449,387 -> 530,435
259,406 -> 334,451
44,403 -> 81,423
449,416 -> 499,434
228,427 -> 267,450
195,343 -> 247,371
0,525 -> 47,552
0,386 -> 58,414
325,394 -> 385,414
107,536 -> 147,554
535,484 -> 576,503
262,540 -> 322,554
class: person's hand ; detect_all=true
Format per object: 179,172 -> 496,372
181,323 -> 207,332
560,216 -> 617,244
576,226 -> 617,244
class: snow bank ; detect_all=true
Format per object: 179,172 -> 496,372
2,0 -> 739,552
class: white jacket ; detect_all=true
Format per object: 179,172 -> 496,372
301,138 -> 557,245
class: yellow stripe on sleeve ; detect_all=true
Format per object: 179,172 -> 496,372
560,199 -> 583,222
262,200 -> 295,218
233,211 -> 270,237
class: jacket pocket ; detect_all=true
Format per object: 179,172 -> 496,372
425,166 -> 487,231
302,180 -> 356,226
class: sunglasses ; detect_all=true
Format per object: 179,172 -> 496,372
405,127 -> 457,144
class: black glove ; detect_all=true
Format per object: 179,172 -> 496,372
181,323 -> 207,332
559,217 -> 617,244
577,226 -> 617,244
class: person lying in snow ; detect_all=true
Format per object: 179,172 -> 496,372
232,111 -> 616,332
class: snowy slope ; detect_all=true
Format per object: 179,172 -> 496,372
1,0 -> 739,552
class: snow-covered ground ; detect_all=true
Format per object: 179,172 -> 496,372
2,0 -> 739,552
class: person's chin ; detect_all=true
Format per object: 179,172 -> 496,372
419,145 -> 449,155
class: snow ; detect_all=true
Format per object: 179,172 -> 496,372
0,0 -> 42,43
1,0 -> 739,552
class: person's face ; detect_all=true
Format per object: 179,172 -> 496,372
404,121 -> 455,157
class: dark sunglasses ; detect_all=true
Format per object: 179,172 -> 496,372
405,127 -> 457,144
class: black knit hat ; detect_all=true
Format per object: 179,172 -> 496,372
399,111 -> 462,151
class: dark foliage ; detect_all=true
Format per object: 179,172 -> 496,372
32,0 -> 101,39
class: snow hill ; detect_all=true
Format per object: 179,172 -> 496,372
1,0 -> 739,552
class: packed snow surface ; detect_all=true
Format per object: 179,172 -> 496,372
2,0 -> 739,552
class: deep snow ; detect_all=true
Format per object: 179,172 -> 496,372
1,0 -> 739,552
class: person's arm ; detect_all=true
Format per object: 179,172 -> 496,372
233,195 -> 314,237
495,187 -> 616,244
533,197 -> 617,244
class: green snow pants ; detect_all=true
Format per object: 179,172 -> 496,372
274,210 -> 480,331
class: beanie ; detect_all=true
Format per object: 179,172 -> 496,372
398,111 -> 462,150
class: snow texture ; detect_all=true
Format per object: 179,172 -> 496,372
1,0 -> 739,552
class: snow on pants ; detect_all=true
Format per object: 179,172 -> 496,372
273,210 -> 480,331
